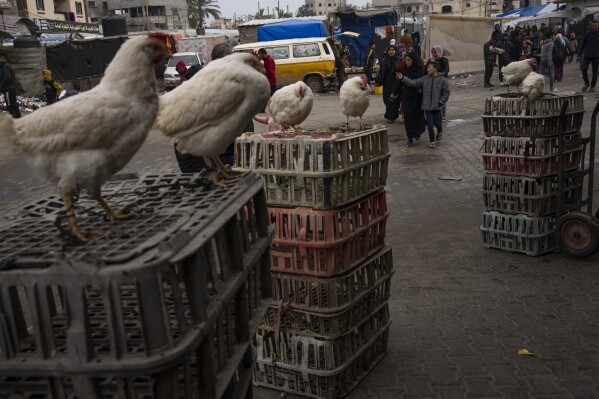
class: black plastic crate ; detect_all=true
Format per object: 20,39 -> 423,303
0,172 -> 273,399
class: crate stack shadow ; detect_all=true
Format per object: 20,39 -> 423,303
0,172 -> 273,399
480,93 -> 586,256
234,127 -> 392,399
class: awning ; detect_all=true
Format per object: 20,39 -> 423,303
497,4 -> 554,18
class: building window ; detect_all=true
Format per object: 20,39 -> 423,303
75,1 -> 83,14
406,5 -> 412,12
441,5 -> 452,12
89,1 -> 96,7
36,0 -> 44,11
466,2 -> 471,7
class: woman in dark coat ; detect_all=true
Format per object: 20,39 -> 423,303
377,45 -> 400,122
392,50 -> 425,147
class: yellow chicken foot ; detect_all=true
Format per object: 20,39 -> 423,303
212,156 -> 236,179
61,192 -> 87,241
93,194 -> 136,221
207,171 -> 227,188
359,117 -> 365,131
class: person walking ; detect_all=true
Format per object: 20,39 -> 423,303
578,21 -> 599,92
0,52 -> 21,118
553,33 -> 567,82
376,46 -> 400,123
425,45 -> 449,121
42,69 -> 63,105
397,61 -> 450,148
539,31 -> 556,92
568,33 -> 578,63
258,48 -> 277,95
484,37 -> 498,88
392,50 -> 425,147
530,25 -> 543,63
364,41 -> 376,83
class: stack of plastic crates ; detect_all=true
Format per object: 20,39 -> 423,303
480,93 -> 585,256
234,127 -> 393,398
0,172 -> 273,399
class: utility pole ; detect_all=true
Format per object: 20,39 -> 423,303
145,0 -> 150,32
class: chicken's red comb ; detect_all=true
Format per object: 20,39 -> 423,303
149,32 -> 168,41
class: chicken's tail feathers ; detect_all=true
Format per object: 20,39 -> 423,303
0,112 -> 18,148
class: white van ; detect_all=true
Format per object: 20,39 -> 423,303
233,37 -> 338,93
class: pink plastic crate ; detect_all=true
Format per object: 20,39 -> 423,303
269,190 -> 388,277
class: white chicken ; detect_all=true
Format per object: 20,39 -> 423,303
501,58 -> 537,93
340,75 -> 370,130
521,72 -> 545,100
0,35 -> 166,241
267,81 -> 314,131
156,53 -> 270,186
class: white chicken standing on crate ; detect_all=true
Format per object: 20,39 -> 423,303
501,58 -> 537,93
340,75 -> 370,131
155,53 -> 271,187
0,35 -> 167,242
521,72 -> 546,100
267,81 -> 314,131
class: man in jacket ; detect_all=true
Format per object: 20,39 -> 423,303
578,21 -> 599,92
397,61 -> 450,148
258,48 -> 277,95
0,52 -> 21,118
484,37 -> 498,88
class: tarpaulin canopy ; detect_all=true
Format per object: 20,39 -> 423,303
335,8 -> 397,67
497,4 -> 562,18
257,19 -> 327,41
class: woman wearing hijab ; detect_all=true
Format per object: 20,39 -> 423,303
392,50 -> 425,146
425,45 -> 450,121
376,45 -> 400,123
553,33 -> 567,82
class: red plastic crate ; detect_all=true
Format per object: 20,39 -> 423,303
269,190 -> 388,277
481,149 -> 582,178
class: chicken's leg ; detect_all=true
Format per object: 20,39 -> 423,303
61,192 -> 87,241
93,193 -> 136,221
359,116 -> 365,131
344,116 -> 350,132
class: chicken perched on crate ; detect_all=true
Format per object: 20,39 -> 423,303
0,35 -> 166,241
340,75 -> 370,131
501,58 -> 537,93
156,53 -> 270,187
268,81 -> 314,131
521,72 -> 545,100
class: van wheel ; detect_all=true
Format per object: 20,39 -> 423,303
305,76 -> 324,93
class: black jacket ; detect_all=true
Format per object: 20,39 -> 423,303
578,29 -> 599,59
484,42 -> 496,60
0,63 -> 16,91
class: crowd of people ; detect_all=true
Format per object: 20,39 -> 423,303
482,22 -> 586,90
371,31 -> 450,149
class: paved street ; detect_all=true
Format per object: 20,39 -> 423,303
1,62 -> 598,398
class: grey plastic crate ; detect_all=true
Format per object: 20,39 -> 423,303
480,210 -> 556,256
482,93 -> 584,138
261,247 -> 393,340
233,127 -> 391,210
254,303 -> 390,399
0,172 -> 273,399
482,173 -> 583,216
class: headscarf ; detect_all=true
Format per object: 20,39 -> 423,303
176,60 -> 188,83
554,33 -> 566,57
431,45 -> 444,60
396,43 -> 407,54
403,50 -> 424,79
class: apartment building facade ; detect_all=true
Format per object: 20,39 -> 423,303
305,0 -> 347,16
104,0 -> 188,31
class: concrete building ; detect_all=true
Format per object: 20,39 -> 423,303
372,0 -> 512,17
105,0 -> 188,31
305,0 -> 347,16
6,0 -> 89,23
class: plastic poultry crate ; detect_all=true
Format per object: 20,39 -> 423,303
253,305 -> 389,399
233,127 -> 391,210
261,248 -> 393,340
482,173 -> 583,216
0,173 -> 273,399
480,210 -> 556,256
272,245 -> 393,312
269,190 -> 388,277
481,134 -> 584,178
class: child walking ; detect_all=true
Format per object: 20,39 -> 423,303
397,61 -> 450,148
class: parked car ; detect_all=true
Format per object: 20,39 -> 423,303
233,37 -> 337,93
163,52 -> 205,89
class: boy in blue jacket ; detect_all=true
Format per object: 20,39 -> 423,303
397,61 -> 450,148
